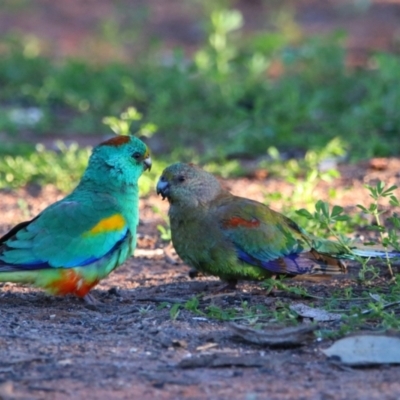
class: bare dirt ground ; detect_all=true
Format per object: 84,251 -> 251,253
2,1 -> 400,399
1,159 -> 400,400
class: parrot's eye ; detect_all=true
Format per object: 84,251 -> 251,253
132,152 -> 142,160
177,175 -> 185,183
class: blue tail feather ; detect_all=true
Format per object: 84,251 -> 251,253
351,248 -> 400,259
236,247 -> 344,275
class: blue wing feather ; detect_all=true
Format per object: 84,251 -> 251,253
236,246 -> 315,275
0,230 -> 129,272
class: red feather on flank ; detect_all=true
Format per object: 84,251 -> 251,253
223,217 -> 260,229
48,270 -> 99,297
99,136 -> 131,147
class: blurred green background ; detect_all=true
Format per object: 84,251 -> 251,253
1,0 -> 400,192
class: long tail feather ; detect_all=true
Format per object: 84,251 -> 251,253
310,236 -> 400,261
351,248 -> 400,259
238,248 -> 346,276
280,251 -> 347,276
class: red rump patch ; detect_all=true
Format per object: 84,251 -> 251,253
48,270 -> 99,297
223,217 -> 260,229
99,136 -> 130,147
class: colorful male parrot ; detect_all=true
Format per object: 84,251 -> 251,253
0,135 -> 151,302
156,163 -> 399,287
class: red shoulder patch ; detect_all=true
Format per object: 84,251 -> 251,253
99,136 -> 130,147
223,217 -> 260,229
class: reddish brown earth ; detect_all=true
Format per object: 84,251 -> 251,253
2,1 -> 400,399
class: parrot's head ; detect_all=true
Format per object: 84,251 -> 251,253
84,135 -> 151,188
157,163 -> 222,207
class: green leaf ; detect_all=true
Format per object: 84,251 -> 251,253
170,303 -> 181,320
357,205 -> 368,213
367,225 -> 386,232
320,201 -> 330,218
389,196 -> 400,207
382,185 -> 398,197
335,215 -> 350,222
363,241 -> 377,246
331,205 -> 344,218
296,208 -> 313,219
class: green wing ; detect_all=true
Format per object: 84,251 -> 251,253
0,193 -> 131,271
217,196 -> 310,259
214,196 -> 319,274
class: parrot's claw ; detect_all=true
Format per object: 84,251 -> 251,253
216,279 -> 238,292
188,268 -> 200,279
82,293 -> 102,308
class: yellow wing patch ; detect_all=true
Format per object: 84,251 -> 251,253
85,214 -> 126,236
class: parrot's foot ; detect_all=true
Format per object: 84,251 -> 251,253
82,293 -> 102,308
217,279 -> 238,292
163,243 -> 181,265
188,268 -> 200,279
202,280 -> 238,300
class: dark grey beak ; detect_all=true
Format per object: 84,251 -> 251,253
156,178 -> 169,200
143,156 -> 152,171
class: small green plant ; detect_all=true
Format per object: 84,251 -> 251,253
263,137 -> 345,208
152,205 -> 172,241
0,142 -> 90,192
156,223 -> 171,242
296,181 -> 400,281
263,277 -> 316,299
2,17 -> 400,158
296,200 -> 352,244
16,198 -> 31,219
169,303 -> 181,320
184,296 -> 201,313
0,141 -> 163,196
357,182 -> 398,278
167,296 -> 202,320
205,304 -> 237,321
195,9 -> 244,94
138,305 -> 153,316
296,201 -> 370,281
0,108 -> 165,195
102,107 -> 157,138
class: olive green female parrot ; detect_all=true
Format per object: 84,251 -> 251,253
0,135 -> 151,302
157,163 -> 399,287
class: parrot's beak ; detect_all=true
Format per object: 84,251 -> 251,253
143,156 -> 152,171
156,178 -> 169,200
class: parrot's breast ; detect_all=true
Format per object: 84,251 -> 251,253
170,213 -> 235,275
